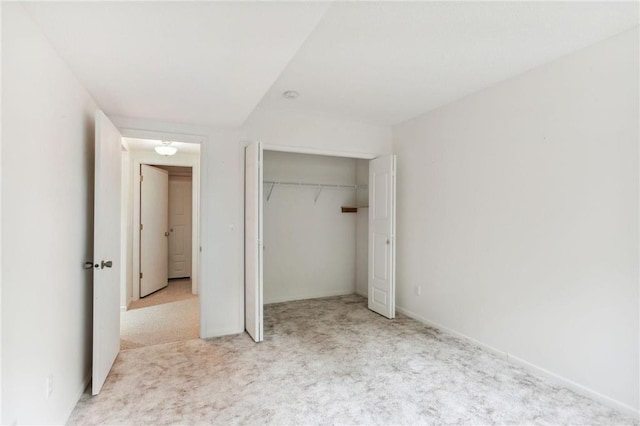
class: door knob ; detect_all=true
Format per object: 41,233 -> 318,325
83,261 -> 94,270
101,260 -> 113,269
164,231 -> 170,237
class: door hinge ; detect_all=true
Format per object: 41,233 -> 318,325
140,175 -> 144,182
140,272 -> 143,279
140,223 -> 143,231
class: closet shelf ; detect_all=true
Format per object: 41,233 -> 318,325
263,180 -> 365,189
264,180 -> 367,203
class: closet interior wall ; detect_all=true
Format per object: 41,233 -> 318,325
263,151 -> 366,303
355,159 -> 369,297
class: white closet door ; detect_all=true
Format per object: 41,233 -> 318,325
92,110 -> 122,395
245,142 -> 263,342
368,155 -> 396,318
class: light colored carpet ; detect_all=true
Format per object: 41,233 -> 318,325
129,279 -> 195,310
120,297 -> 199,350
72,295 -> 636,425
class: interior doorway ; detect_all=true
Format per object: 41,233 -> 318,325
119,137 -> 201,349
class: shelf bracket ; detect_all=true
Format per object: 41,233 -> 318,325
314,186 -> 322,203
266,182 -> 275,202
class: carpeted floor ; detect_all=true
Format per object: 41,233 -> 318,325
71,295 -> 636,425
120,279 -> 199,350
129,278 -> 196,310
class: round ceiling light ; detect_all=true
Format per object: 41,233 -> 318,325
155,141 -> 178,156
283,90 -> 299,99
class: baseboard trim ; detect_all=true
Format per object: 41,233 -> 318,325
62,372 -> 91,424
354,289 -> 368,298
200,326 -> 243,339
395,305 -> 639,419
264,289 -> 354,305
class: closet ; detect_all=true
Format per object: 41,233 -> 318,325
261,151 -> 368,304
245,143 -> 396,342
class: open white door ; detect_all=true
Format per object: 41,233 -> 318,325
140,165 -> 169,297
93,110 -> 122,395
368,155 -> 396,319
245,142 -> 263,342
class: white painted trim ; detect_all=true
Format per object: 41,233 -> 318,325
131,152 -> 201,301
264,290 -> 355,305
201,326 -> 244,339
62,373 -> 91,425
395,305 -> 640,419
261,143 -> 377,160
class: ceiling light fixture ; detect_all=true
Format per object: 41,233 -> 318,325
283,90 -> 299,99
154,141 -> 178,156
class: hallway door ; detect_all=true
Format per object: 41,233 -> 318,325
140,164 -> 169,297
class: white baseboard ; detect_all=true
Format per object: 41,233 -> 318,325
200,326 -> 243,339
264,289 -> 354,305
120,299 -> 133,312
62,372 -> 91,424
395,305 -> 640,420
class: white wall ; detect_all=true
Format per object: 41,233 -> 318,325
1,3 -> 98,423
263,151 -> 357,303
242,107 -> 393,157
393,28 -> 639,414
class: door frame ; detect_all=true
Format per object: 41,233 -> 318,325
120,129 -> 203,311
245,142 -> 392,339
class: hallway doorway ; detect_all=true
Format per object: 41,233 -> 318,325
119,137 -> 201,349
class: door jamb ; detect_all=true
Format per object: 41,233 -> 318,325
245,142 -> 388,336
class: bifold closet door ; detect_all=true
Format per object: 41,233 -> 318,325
368,154 -> 396,319
245,142 -> 264,342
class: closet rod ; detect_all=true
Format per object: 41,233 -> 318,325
263,180 -> 367,190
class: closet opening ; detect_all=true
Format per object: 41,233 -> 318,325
262,151 -> 369,305
245,143 -> 396,342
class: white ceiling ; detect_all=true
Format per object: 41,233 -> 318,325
25,2 -> 639,128
24,1 -> 330,127
258,1 -> 640,126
